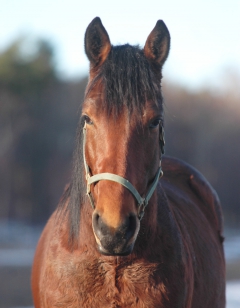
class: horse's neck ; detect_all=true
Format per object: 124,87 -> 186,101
136,186 -> 184,263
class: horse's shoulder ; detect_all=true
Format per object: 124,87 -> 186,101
32,211 -> 59,303
161,156 -> 224,238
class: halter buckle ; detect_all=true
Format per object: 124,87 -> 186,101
138,199 -> 148,220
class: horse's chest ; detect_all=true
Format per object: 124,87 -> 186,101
44,257 -> 166,307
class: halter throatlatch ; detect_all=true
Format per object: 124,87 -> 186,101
83,123 -> 163,220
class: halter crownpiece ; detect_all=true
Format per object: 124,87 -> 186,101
83,123 -> 163,220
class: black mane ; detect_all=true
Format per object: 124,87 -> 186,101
58,44 -> 163,245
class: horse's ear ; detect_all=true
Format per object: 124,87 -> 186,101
144,20 -> 170,66
85,17 -> 111,68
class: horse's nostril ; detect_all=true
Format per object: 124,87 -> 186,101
124,214 -> 137,239
92,212 -> 104,239
129,214 -> 136,229
93,212 -> 100,224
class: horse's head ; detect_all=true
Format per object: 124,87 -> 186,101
80,17 -> 170,256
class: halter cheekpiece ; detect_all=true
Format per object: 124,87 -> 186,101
83,122 -> 163,220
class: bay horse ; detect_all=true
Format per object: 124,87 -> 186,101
32,17 -> 225,307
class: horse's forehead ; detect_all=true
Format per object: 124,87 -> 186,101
82,99 -> 131,129
83,96 -> 161,126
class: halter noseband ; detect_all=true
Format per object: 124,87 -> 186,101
83,123 -> 163,220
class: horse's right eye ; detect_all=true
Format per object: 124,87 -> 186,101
84,115 -> 93,125
149,118 -> 161,129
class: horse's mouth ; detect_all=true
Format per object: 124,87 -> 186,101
97,242 -> 134,256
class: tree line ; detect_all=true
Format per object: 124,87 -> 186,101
0,37 -> 239,227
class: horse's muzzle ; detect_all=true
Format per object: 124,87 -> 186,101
92,212 -> 139,256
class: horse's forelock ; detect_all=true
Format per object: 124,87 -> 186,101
86,44 -> 163,117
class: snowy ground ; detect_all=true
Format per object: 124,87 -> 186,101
0,221 -> 239,307
226,280 -> 240,308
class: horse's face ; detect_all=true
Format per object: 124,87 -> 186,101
83,17 -> 170,256
82,96 -> 162,255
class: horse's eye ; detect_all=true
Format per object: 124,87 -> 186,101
84,115 -> 93,125
149,119 -> 161,129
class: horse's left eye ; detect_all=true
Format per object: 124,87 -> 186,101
149,119 -> 161,129
84,115 -> 93,125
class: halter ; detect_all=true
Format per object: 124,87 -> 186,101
83,123 -> 164,220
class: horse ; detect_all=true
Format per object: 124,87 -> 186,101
32,17 -> 225,307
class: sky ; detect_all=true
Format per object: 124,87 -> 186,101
0,0 -> 239,90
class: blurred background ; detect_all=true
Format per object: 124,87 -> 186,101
0,0 -> 239,307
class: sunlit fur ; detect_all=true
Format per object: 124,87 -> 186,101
32,17 -> 225,307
